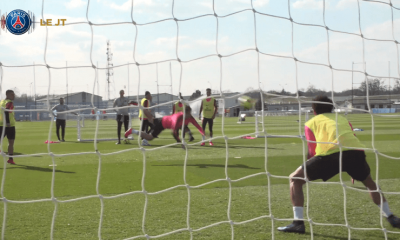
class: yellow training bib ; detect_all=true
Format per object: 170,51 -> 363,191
202,98 -> 215,118
139,98 -> 150,119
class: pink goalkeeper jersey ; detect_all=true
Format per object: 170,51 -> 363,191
162,112 -> 205,141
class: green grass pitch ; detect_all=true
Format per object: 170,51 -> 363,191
1,113 -> 399,239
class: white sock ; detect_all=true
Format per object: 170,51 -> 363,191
293,207 -> 304,220
132,129 -> 139,135
202,135 -> 206,141
378,201 -> 392,217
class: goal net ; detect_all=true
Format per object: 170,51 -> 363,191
0,0 -> 399,239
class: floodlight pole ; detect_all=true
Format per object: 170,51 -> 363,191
127,62 -> 130,105
33,61 -> 36,112
389,61 -> 391,105
66,61 -> 68,104
169,62 -> 173,106
352,62 -> 366,107
29,82 -> 33,121
97,61 -> 99,109
106,41 -> 114,100
155,63 -> 160,113
352,62 -> 354,106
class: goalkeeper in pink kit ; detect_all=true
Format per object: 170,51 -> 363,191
278,95 -> 400,234
125,106 -> 205,146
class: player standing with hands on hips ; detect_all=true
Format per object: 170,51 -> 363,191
199,88 -> 217,146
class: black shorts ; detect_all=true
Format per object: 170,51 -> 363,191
302,150 -> 370,182
150,118 -> 164,138
56,119 -> 66,128
116,115 -> 129,123
0,126 -> 15,140
202,117 -> 214,131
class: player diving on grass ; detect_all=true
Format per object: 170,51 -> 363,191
125,106 -> 205,147
199,88 -> 217,146
173,93 -> 195,142
277,95 -> 400,234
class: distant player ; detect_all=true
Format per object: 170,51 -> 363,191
173,94 -> 195,142
199,88 -> 217,146
51,98 -> 78,142
0,90 -> 16,164
139,91 -> 154,134
277,95 -> 400,234
125,106 -> 205,146
113,90 -> 137,144
138,91 -> 155,145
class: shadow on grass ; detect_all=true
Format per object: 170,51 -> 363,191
305,232 -> 360,240
304,232 -> 398,240
3,152 -> 42,157
153,163 -> 261,169
198,145 -> 283,150
348,186 -> 367,190
4,164 -> 75,174
141,143 -> 283,150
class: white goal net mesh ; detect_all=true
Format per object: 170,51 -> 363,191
0,0 -> 400,239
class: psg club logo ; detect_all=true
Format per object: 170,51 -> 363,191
5,9 -> 32,35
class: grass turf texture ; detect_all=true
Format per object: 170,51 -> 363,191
1,113 -> 399,239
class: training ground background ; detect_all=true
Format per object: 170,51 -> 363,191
0,113 -> 399,240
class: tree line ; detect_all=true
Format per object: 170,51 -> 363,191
269,78 -> 400,97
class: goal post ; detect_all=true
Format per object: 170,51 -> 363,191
251,110 -> 310,138
66,114 -> 85,128
76,113 -> 134,142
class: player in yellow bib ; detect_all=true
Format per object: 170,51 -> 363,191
199,88 -> 217,146
278,95 -> 400,234
138,91 -> 155,145
0,90 -> 17,164
173,95 -> 195,142
139,91 -> 154,133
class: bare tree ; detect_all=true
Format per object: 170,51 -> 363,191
306,84 -> 318,94
222,89 -> 232,93
394,79 -> 400,94
359,78 -> 387,95
189,90 -> 202,100
245,87 -> 254,92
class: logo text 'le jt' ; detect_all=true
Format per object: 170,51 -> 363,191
40,19 -> 67,26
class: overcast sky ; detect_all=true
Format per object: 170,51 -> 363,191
0,0 -> 399,100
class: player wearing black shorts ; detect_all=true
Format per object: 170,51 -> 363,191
277,95 -> 400,234
148,118 -> 164,138
173,95 -> 195,142
113,90 -> 137,144
0,90 -> 16,164
51,98 -> 78,142
137,91 -> 155,145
